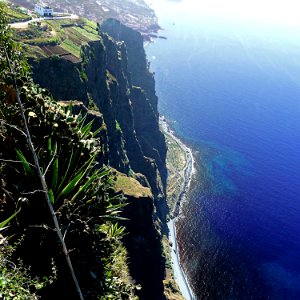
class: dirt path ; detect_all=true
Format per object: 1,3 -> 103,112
10,14 -> 79,29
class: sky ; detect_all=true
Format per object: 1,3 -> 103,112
190,0 -> 300,26
151,0 -> 300,28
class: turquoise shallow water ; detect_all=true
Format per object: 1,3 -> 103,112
146,1 -> 300,299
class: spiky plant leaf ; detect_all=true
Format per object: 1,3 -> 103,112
67,100 -> 73,116
70,171 -> 99,202
92,124 -> 105,138
16,149 -> 33,175
0,210 -> 19,229
81,120 -> 93,139
48,189 -> 55,204
59,170 -> 85,199
51,157 -> 59,190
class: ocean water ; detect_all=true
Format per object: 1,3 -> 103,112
146,1 -> 300,299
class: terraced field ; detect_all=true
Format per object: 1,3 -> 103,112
7,6 -> 31,23
13,18 -> 101,61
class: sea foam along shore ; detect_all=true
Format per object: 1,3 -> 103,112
160,117 -> 196,300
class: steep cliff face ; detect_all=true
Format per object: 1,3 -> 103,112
115,172 -> 166,299
101,19 -> 167,191
29,39 -> 131,174
101,19 -> 158,109
29,30 -> 166,197
27,22 -> 168,299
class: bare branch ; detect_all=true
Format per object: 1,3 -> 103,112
0,158 -> 23,163
1,187 -> 14,202
4,47 -> 85,300
43,143 -> 57,177
0,158 -> 35,167
63,223 -> 71,241
3,259 -> 17,270
29,224 -> 54,231
20,189 -> 45,195
0,119 -> 27,137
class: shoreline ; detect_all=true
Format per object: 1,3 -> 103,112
160,116 -> 196,300
160,117 -> 196,217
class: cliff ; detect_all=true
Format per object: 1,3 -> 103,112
101,19 -> 168,220
16,17 -> 168,299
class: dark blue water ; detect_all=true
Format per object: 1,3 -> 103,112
146,1 -> 300,299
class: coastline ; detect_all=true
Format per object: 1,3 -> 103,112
160,117 -> 196,300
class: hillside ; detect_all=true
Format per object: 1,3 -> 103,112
9,0 -> 160,40
3,6 -> 172,299
13,17 -> 101,62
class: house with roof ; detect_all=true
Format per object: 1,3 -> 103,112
34,4 -> 53,17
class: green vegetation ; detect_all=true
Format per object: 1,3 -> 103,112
12,23 -> 60,46
74,24 -> 100,41
0,3 -> 137,299
22,44 -> 48,58
115,171 -> 153,198
7,6 -> 31,23
87,93 -> 99,111
0,244 -> 50,300
164,134 -> 187,214
106,69 -> 117,84
12,17 -> 101,59
60,38 -> 81,57
115,120 -> 122,132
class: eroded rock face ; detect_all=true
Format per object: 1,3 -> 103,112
101,18 -> 168,193
101,18 -> 159,111
29,22 -> 168,299
122,194 -> 166,300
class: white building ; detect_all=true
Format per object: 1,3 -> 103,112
34,4 -> 53,17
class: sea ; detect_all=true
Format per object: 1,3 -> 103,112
146,0 -> 300,299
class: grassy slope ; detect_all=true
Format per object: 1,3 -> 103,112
114,170 -> 153,199
7,6 -> 31,22
165,134 -> 187,215
13,17 -> 101,59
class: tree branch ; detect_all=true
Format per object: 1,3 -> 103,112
20,189 -> 45,195
0,158 -> 35,167
0,119 -> 27,137
43,143 -> 57,177
63,223 -> 71,241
